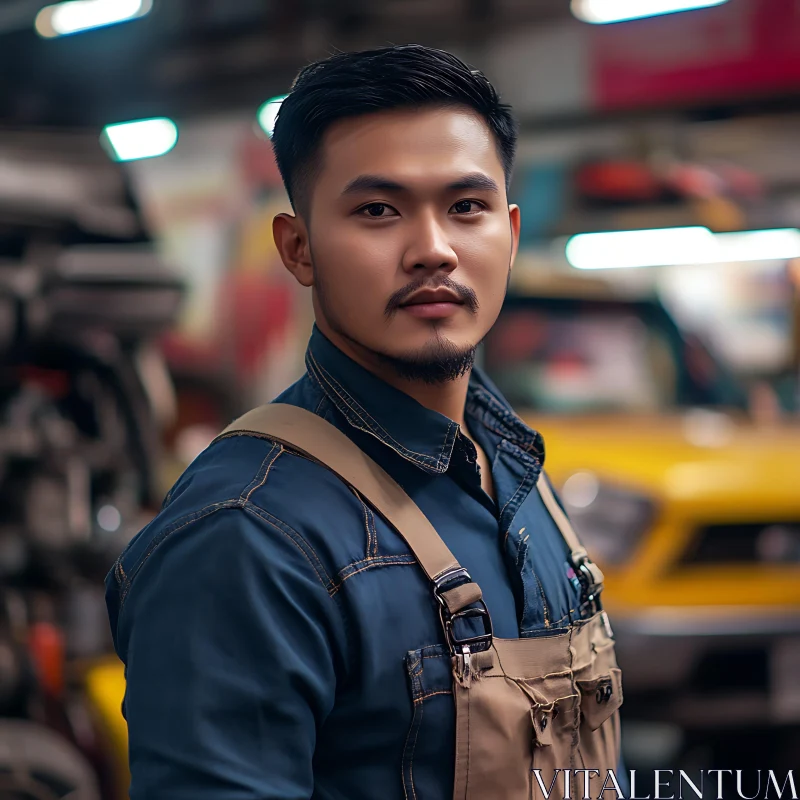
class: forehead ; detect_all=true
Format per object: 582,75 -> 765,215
314,107 -> 503,195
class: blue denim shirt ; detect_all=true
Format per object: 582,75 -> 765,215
107,326 -> 588,800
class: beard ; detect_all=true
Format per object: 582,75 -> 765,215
372,332 -> 477,385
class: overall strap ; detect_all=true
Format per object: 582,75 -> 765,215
536,477 -> 605,610
218,403 -> 484,620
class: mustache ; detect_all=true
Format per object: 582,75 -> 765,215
385,277 -> 480,317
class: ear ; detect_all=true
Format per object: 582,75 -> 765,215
508,204 -> 521,270
273,213 -> 314,287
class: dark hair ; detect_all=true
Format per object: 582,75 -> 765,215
271,44 -> 518,213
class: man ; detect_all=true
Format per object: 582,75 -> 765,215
107,45 -> 620,799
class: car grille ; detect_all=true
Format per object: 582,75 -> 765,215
682,522 -> 800,564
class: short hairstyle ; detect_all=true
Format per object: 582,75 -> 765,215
271,44 -> 518,214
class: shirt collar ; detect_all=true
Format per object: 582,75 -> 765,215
305,325 -> 544,474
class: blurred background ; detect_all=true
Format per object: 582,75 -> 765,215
0,0 -> 798,797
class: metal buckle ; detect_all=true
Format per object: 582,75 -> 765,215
432,567 -> 471,595
442,605 -> 494,654
575,557 -> 603,614
433,568 -> 493,655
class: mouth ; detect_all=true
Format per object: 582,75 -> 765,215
399,290 -> 465,320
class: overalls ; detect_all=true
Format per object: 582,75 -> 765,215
222,404 -> 623,800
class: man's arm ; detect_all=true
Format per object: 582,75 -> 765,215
110,506 -> 347,799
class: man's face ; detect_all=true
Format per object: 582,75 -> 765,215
281,106 -> 520,382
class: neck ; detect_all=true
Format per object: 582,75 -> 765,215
319,324 -> 471,428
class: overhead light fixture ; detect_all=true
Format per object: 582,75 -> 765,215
101,118 -> 178,162
35,0 -> 152,38
565,227 -> 800,270
571,0 -> 728,24
257,95 -> 288,139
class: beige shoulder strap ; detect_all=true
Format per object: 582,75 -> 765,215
536,474 -> 605,596
535,475 -> 587,563
220,403 -> 600,603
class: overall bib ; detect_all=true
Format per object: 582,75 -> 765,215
222,404 -> 623,800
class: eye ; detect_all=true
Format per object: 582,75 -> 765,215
358,203 -> 399,218
451,199 -> 484,214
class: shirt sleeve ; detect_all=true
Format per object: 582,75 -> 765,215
112,506 -> 347,800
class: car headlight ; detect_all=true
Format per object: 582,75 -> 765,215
560,472 -> 655,566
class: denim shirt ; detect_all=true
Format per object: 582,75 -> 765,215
106,325 -> 587,800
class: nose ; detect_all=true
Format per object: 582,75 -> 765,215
401,211 -> 458,275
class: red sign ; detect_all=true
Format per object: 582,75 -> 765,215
592,0 -> 800,110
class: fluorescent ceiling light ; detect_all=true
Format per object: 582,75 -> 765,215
35,0 -> 152,38
101,118 -> 178,162
571,0 -> 728,24
257,95 -> 288,139
565,227 -> 800,270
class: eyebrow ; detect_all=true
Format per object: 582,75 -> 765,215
447,173 -> 500,193
340,172 -> 500,196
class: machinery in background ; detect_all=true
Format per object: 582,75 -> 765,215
0,128 -> 183,799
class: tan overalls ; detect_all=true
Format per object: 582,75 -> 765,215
223,404 -> 623,800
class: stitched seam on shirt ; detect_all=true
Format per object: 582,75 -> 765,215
120,500 -> 240,605
533,571 -> 551,628
499,458 -> 541,530
548,609 -> 576,628
518,535 -> 530,624
350,488 -> 375,559
338,554 -> 417,580
239,443 -> 282,502
415,689 -> 452,703
243,446 -> 284,503
501,471 -> 529,518
438,420 -> 458,473
331,556 -> 418,594
309,351 -> 453,470
402,674 -> 422,800
367,505 -> 379,557
514,529 -> 553,632
242,502 -> 336,595
362,494 -> 374,558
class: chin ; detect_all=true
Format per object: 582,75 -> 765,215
399,315 -> 480,343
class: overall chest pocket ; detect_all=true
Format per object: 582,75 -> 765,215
576,665 -> 623,776
403,645 -> 455,800
571,624 -> 624,799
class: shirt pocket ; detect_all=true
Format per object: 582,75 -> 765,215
403,645 -> 454,800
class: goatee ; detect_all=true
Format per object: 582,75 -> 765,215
373,336 -> 476,385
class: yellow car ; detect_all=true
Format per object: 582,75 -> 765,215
483,287 -> 800,731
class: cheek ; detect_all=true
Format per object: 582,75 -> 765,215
455,219 -> 512,284
316,225 -> 397,300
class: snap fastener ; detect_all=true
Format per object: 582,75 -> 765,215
595,683 -> 613,704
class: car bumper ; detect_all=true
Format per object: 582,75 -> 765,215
610,607 -> 800,727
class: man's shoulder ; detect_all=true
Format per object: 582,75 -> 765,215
112,423 -> 381,604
